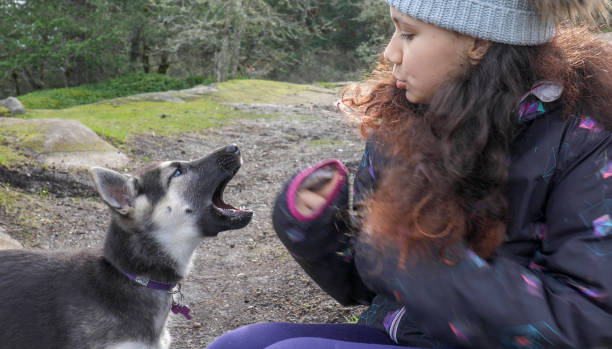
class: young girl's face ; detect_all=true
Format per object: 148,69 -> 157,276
385,7 -> 475,104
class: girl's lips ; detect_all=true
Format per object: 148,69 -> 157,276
396,79 -> 407,89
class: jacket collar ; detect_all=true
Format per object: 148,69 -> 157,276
518,81 -> 563,123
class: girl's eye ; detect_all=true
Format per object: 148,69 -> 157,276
400,33 -> 414,41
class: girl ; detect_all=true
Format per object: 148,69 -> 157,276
207,0 -> 612,348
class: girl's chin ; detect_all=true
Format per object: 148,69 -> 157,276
404,90 -> 430,105
396,81 -> 427,104
404,90 -> 419,104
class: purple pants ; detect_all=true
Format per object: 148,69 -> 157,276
205,322 -> 423,349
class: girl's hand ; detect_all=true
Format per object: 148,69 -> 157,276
295,165 -> 342,216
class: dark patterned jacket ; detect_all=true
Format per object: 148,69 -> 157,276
272,84 -> 612,348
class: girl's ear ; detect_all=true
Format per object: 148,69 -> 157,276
467,38 -> 492,65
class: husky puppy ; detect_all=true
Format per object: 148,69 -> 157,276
0,145 -> 252,349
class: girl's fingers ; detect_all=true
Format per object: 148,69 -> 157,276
317,170 -> 342,198
296,189 -> 327,215
300,165 -> 337,191
295,169 -> 344,216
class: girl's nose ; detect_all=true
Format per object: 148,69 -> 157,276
383,34 -> 402,65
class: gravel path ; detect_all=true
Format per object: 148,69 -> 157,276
0,102 -> 368,347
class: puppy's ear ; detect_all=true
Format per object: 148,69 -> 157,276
90,167 -> 138,216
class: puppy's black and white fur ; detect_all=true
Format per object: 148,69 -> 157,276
0,145 -> 252,349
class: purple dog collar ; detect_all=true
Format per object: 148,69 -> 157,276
122,271 -> 176,292
119,269 -> 192,320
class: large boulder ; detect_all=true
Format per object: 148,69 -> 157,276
99,84 -> 219,105
0,97 -> 25,115
0,118 -> 129,170
0,226 -> 22,250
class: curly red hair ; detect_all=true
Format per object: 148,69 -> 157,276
342,27 -> 612,264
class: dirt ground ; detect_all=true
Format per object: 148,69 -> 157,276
0,100 -> 368,347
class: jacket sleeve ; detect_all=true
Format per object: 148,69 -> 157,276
272,158 -> 375,306
361,119 -> 612,348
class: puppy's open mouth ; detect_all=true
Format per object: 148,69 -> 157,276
212,175 -> 252,222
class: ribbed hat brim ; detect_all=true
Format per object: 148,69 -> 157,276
385,0 -> 556,45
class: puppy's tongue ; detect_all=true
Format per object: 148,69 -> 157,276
213,194 -> 242,212
396,80 -> 407,89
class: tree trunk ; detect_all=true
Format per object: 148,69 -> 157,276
216,37 -> 229,82
12,71 -> 21,96
61,58 -> 71,88
157,51 -> 170,74
215,0 -> 235,82
129,26 -> 143,64
228,0 -> 245,78
24,68 -> 46,90
142,43 -> 151,73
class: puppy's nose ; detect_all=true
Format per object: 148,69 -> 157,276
225,144 -> 239,154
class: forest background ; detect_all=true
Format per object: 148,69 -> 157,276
0,0 -> 392,100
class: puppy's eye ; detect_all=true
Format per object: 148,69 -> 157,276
172,167 -> 183,178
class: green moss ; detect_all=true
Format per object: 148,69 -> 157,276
212,79 -> 328,104
0,106 -> 11,117
0,122 -> 50,153
2,119 -> 112,155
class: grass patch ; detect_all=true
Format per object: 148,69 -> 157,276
308,139 -> 349,148
314,81 -> 344,89
0,106 -> 11,117
0,134 -> 27,167
0,184 -> 19,209
18,98 -> 274,144
7,79 -> 327,157
19,78 -> 335,110
212,79 -> 326,104
0,185 -> 42,241
19,73 -> 213,109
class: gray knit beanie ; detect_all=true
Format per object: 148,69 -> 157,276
385,0 -> 555,45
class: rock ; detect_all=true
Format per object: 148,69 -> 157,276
0,97 -> 25,115
97,85 -> 218,105
139,93 -> 185,103
0,118 -> 129,170
179,85 -> 218,95
0,226 -> 23,250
